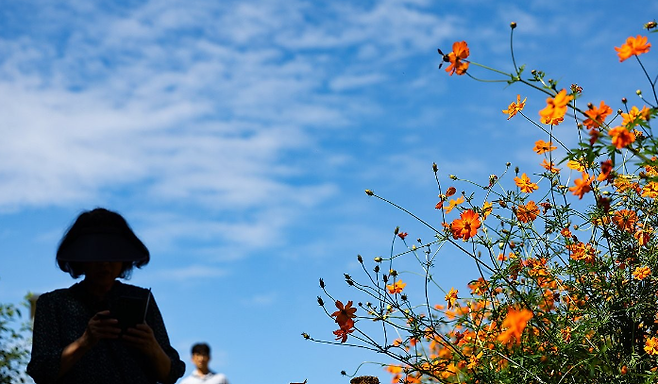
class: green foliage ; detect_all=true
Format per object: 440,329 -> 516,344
0,293 -> 32,384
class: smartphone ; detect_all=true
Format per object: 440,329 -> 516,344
112,289 -> 151,333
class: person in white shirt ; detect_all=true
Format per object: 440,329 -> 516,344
180,343 -> 229,384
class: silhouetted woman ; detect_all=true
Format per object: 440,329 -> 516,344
27,208 -> 185,384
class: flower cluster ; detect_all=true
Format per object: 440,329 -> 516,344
308,20 -> 658,384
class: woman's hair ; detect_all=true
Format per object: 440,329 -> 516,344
57,208 -> 150,278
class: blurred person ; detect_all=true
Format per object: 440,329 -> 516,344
27,207 -> 185,384
180,343 -> 229,384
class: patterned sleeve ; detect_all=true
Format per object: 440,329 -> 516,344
146,293 -> 186,384
26,293 -> 64,384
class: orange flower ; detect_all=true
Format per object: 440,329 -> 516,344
445,41 -> 470,76
568,242 -> 597,263
333,319 -> 355,343
583,101 -> 612,128
331,300 -> 357,328
444,196 -> 465,213
635,227 -> 652,246
539,89 -> 573,125
608,126 -> 636,149
632,266 -> 651,280
622,105 -> 652,126
516,201 -> 539,223
569,172 -> 594,199
514,173 -> 539,193
387,280 -> 407,294
642,181 -> 658,198
533,139 -> 557,154
450,210 -> 481,241
445,287 -> 458,309
613,209 -> 638,232
502,94 -> 527,120
597,159 -> 613,182
615,35 -> 651,62
497,308 -> 533,345
541,159 -> 560,173
645,337 -> 658,355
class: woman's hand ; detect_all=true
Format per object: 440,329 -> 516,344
122,323 -> 172,382
120,323 -> 161,355
59,310 -> 121,378
83,310 -> 121,346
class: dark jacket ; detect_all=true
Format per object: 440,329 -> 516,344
27,281 -> 185,384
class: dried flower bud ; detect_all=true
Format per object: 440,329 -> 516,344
357,254 -> 363,263
374,265 -> 380,273
317,296 -> 324,306
390,269 -> 398,276
319,278 -> 325,288
432,162 -> 438,172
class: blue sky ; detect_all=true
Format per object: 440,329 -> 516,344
1,1 -> 657,383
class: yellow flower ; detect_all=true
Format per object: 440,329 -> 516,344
502,94 -> 526,120
445,287 -> 458,309
633,266 -> 651,280
386,280 -> 407,294
645,337 -> 658,355
514,173 -> 539,193
539,89 -> 573,125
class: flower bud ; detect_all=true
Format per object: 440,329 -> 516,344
357,254 -> 363,263
301,332 -> 310,339
319,278 -> 325,288
432,162 -> 438,172
622,97 -> 628,104
365,189 -> 374,196
510,22 -> 517,29
637,89 -> 642,96
374,256 -> 382,262
317,296 -> 324,306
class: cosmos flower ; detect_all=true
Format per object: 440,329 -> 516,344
583,101 -> 612,129
609,126 -> 636,149
615,35 -> 651,62
386,280 -> 407,294
502,94 -> 526,120
445,41 -> 470,75
514,173 -> 539,193
497,308 -> 533,345
450,210 -> 481,241
533,139 -> 557,154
